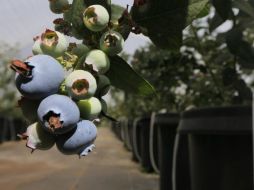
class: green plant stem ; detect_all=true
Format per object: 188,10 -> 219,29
232,11 -> 238,72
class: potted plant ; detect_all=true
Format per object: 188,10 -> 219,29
174,1 -> 254,189
111,1 -> 254,188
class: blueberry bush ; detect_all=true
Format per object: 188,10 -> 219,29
111,23 -> 252,119
10,0 -> 155,156
10,0 -> 157,157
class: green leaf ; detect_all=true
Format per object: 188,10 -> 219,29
105,55 -> 156,96
226,26 -> 254,69
222,67 -> 237,86
233,0 -> 254,18
65,0 -> 91,39
74,54 -> 86,70
84,0 -> 110,9
234,79 -> 252,100
111,4 -> 125,23
212,0 -> 232,20
131,0 -> 188,50
110,4 -> 131,40
186,0 -> 210,26
209,12 -> 224,32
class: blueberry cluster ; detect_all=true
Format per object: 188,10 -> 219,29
11,3 -> 124,157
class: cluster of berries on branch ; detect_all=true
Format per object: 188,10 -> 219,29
11,0 -> 127,157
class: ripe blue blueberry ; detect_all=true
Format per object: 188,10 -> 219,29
56,120 -> 97,157
37,94 -> 80,134
11,55 -> 65,99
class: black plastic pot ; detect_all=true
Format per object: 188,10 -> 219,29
126,119 -> 134,151
132,118 -> 142,162
122,118 -> 132,151
119,118 -> 126,142
111,121 -> 122,140
0,117 -> 26,143
13,118 -> 27,140
133,116 -> 153,172
153,113 -> 180,190
149,112 -> 159,173
0,117 -> 8,143
176,106 -> 253,190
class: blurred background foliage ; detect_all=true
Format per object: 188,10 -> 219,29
108,0 -> 254,119
0,43 -> 22,118
2,0 -> 254,121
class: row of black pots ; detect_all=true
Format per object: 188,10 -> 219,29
176,106 -> 252,190
0,117 -> 26,143
111,105 -> 253,190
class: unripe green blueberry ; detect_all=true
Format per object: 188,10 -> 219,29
84,50 -> 110,74
65,70 -> 97,100
83,5 -> 109,32
49,0 -> 70,14
77,97 -> 102,120
69,43 -> 90,58
32,37 -> 43,55
95,75 -> 110,97
40,29 -> 68,58
18,97 -> 41,123
25,122 -> 55,151
100,31 -> 124,55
